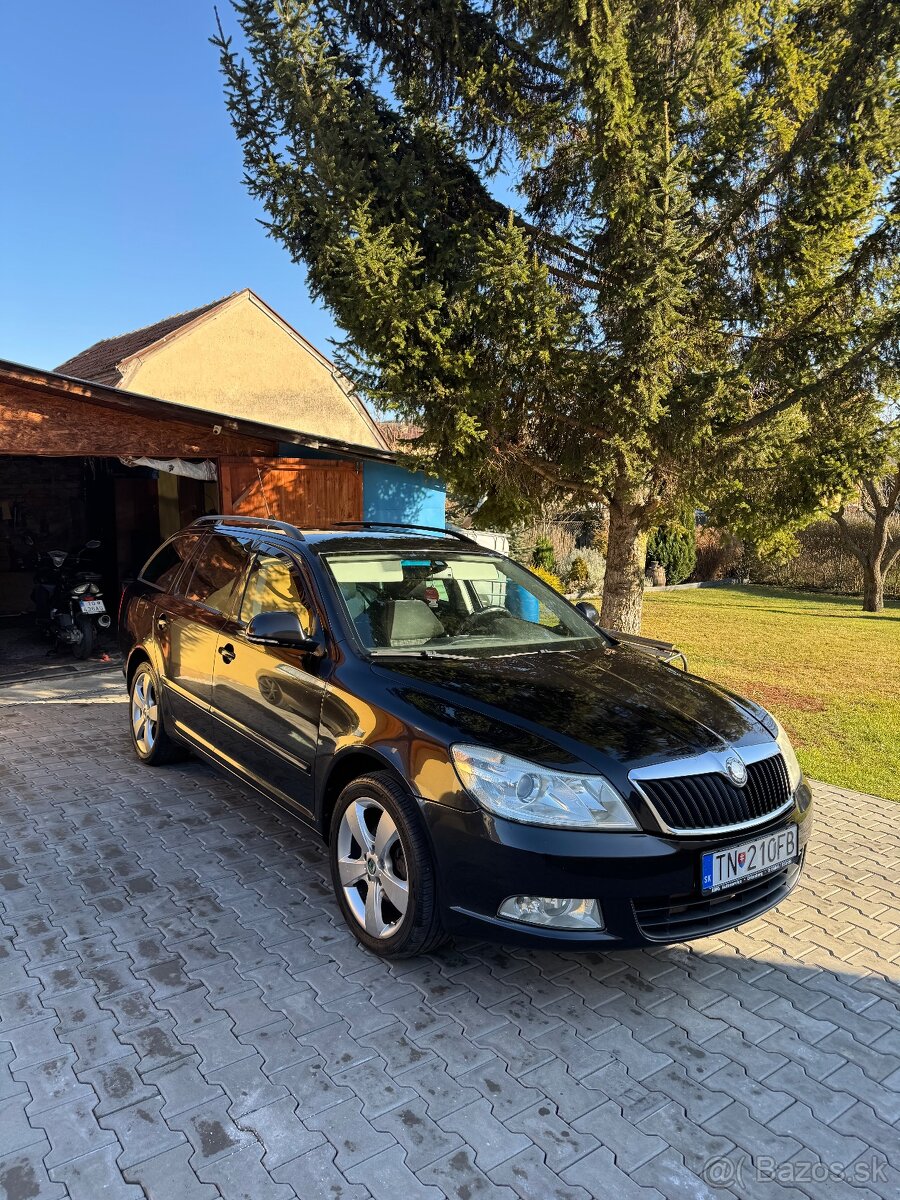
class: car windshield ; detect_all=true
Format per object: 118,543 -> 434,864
322,550 -> 607,657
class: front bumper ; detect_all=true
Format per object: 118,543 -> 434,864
421,784 -> 813,947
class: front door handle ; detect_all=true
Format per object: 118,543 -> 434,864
218,643 -> 236,665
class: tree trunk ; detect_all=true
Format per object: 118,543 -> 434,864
862,559 -> 884,612
600,496 -> 648,634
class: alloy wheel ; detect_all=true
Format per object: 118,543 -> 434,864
336,797 -> 410,938
131,671 -> 159,755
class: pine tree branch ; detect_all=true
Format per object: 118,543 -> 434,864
510,449 -> 605,498
690,0 -> 885,262
719,320 -> 899,438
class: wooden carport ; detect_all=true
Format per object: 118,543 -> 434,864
0,359 -> 391,615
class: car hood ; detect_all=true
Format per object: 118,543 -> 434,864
372,644 -> 767,772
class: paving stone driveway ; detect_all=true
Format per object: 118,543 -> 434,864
0,696 -> 898,1200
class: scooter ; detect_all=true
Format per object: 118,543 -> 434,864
30,537 -> 111,659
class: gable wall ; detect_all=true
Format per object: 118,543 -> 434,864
121,295 -> 383,449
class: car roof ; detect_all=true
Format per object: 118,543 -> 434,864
301,530 -> 488,554
190,517 -> 493,557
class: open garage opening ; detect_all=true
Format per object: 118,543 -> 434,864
0,454 -> 216,678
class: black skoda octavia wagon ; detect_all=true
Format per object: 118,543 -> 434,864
119,516 -> 811,957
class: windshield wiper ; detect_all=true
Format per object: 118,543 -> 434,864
372,649 -> 473,660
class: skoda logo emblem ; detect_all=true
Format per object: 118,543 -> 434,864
725,756 -> 747,787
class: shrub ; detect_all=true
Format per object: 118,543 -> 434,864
510,514 -> 578,569
567,555 -> 590,590
746,516 -> 900,595
531,537 -> 556,572
559,547 -> 606,594
646,519 -> 696,585
530,564 -> 564,593
694,526 -> 743,581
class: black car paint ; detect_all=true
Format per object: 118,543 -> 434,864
120,524 -> 811,947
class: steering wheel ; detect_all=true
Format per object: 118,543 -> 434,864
460,606 -> 512,634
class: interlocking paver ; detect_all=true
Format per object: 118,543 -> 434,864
236,1096 -> 324,1168
457,1058 -> 544,1120
630,1147 -> 717,1199
345,1144 -> 446,1200
147,1054 -> 225,1118
305,1096 -> 396,1169
178,1016 -> 255,1073
438,1097 -> 532,1170
33,1092 -> 119,1168
270,1055 -> 355,1118
0,1094 -> 43,1156
64,1016 -> 131,1070
273,1143 -> 372,1200
490,1143 -> 594,1200
122,1142 -> 222,1199
49,1143 -> 145,1199
2,1016 -> 72,1072
205,1051 -> 288,1118
401,1055 -> 481,1118
702,1061 -> 795,1123
582,1061 -> 669,1124
17,1053 -> 94,1117
419,1145 -> 519,1198
195,1140 -> 297,1199
519,1059 -> 606,1122
0,1141 -> 67,1200
506,1099 -> 600,1171
371,1103 -> 464,1170
3,701 -> 900,1200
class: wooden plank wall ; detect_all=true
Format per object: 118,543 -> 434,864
220,457 -> 363,526
0,381 -> 276,458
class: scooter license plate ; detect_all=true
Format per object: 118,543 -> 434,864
79,599 -> 105,614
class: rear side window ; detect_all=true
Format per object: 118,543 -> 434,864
239,553 -> 312,635
184,534 -> 249,615
139,532 -> 204,592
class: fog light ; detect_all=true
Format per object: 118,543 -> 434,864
497,896 -> 604,931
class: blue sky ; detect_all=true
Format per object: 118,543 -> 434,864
0,2 -> 340,370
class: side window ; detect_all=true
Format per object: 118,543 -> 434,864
184,535 -> 249,615
240,553 -> 312,635
139,532 -> 203,593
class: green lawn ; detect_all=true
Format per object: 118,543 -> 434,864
635,585 -> 900,801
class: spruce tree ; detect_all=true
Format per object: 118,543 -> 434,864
216,0 -> 899,631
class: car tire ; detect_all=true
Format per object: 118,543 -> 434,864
129,661 -> 184,766
329,771 -> 447,958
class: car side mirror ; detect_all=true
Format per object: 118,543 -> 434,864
246,610 -> 323,654
576,601 -> 601,625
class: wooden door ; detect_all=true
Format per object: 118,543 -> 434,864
218,458 -> 362,528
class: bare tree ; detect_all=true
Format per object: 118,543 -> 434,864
831,467 -> 900,612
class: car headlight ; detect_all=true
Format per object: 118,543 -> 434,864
451,744 -> 639,831
774,720 -> 803,791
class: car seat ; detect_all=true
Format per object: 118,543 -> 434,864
379,598 -> 445,647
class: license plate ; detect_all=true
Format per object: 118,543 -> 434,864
79,599 -> 105,614
702,826 -> 798,894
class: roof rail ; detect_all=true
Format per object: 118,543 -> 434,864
191,514 -> 305,540
332,521 -> 478,544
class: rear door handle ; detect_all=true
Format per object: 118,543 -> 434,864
218,643 -> 236,665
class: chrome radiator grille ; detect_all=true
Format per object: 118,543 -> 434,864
637,753 -> 791,833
